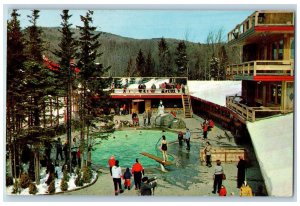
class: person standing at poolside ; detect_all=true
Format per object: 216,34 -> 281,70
131,158 -> 144,190
185,128 -> 191,150
203,141 -> 212,167
212,160 -> 224,194
112,160 -> 124,196
160,135 -> 168,162
147,109 -> 152,125
237,156 -> 247,188
108,155 -> 116,176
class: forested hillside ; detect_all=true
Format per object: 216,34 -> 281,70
39,27 -> 240,79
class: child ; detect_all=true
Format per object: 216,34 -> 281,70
219,185 -> 227,196
123,167 -> 132,190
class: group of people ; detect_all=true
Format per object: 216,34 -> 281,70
209,156 -> 263,196
108,156 -> 157,196
177,128 -> 191,150
201,119 -> 214,140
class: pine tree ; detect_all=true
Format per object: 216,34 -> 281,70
158,37 -> 172,76
175,41 -> 188,77
53,10 -> 78,172
22,9 -> 57,184
6,9 -> 27,178
135,49 -> 146,76
126,57 -> 135,77
76,10 -> 112,168
145,51 -> 155,77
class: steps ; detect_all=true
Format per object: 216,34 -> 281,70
182,94 -> 192,118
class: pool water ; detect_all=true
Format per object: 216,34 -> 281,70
91,130 -> 178,168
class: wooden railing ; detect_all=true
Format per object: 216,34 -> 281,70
226,60 -> 294,78
228,11 -> 294,42
226,96 -> 292,122
110,88 -> 183,94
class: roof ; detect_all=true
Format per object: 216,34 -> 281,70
187,80 -> 242,106
246,113 -> 294,197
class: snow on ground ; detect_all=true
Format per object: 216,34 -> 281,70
246,113 -> 294,197
187,80 -> 242,106
6,167 -> 97,195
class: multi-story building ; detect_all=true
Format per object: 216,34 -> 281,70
226,10 -> 294,122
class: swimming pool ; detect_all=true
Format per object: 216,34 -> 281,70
91,130 -> 178,168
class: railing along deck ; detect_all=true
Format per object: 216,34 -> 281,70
226,60 -> 294,77
226,96 -> 292,122
228,10 -> 294,42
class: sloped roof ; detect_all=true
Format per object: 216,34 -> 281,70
246,113 -> 294,197
187,80 -> 242,106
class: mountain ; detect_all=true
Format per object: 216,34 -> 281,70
39,27 -> 234,79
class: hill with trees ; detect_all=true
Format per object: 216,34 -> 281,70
39,27 -> 240,80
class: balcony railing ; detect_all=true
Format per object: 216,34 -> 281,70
226,60 -> 294,78
226,96 -> 292,122
228,10 -> 294,42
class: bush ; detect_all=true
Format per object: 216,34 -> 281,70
60,178 -> 68,192
20,173 -> 31,189
12,180 -> 20,194
48,180 -> 56,194
75,172 -> 83,187
29,182 -> 38,195
63,169 -> 70,182
82,166 -> 92,184
45,173 -> 55,186
6,175 -> 14,187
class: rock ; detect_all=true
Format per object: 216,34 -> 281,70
154,113 -> 186,129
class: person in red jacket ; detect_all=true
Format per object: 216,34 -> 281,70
219,185 -> 227,196
202,122 -> 209,140
131,158 -> 145,190
108,155 -> 116,176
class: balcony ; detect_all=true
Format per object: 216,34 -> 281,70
226,96 -> 292,122
226,60 -> 294,81
228,11 -> 294,43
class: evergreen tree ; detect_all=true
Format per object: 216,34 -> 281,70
145,51 -> 155,77
126,57 -> 135,77
175,41 -> 188,77
76,10 -> 112,168
135,49 -> 146,76
158,37 -> 172,76
7,9 -> 27,178
53,10 -> 78,171
23,9 -> 57,184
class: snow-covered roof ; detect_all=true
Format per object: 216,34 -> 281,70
246,113 -> 294,197
187,80 -> 242,106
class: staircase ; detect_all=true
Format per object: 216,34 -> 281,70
182,94 -> 192,118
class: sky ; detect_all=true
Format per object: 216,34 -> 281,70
10,9 -> 255,43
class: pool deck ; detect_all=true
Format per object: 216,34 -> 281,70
61,113 -> 265,198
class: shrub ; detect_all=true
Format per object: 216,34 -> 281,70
20,173 -> 31,189
12,180 -> 20,194
63,169 -> 70,182
75,172 -> 83,187
48,180 -> 56,194
60,178 -> 68,192
45,173 -> 55,186
6,175 -> 14,187
29,182 -> 38,195
82,166 -> 92,184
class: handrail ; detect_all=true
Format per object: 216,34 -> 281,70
226,60 -> 294,77
226,96 -> 292,122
